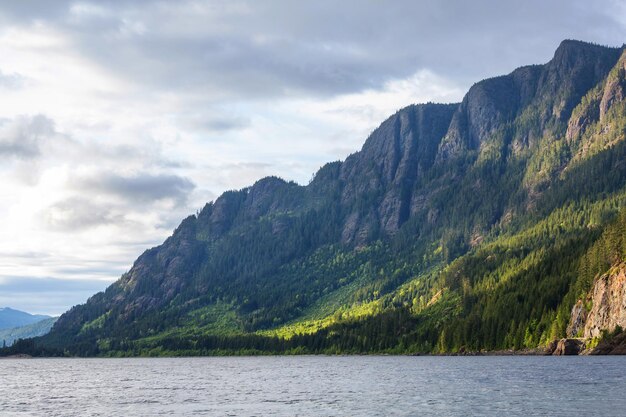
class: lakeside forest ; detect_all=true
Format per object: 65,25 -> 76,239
5,40 -> 626,356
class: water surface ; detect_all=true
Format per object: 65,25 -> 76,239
1,356 -> 625,416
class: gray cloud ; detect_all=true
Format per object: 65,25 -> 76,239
75,172 -> 196,205
0,251 -> 51,260
2,0 -> 624,102
0,114 -> 55,159
86,142 -> 190,169
180,114 -> 251,133
1,0 -> 625,317
0,70 -> 27,90
42,173 -> 196,231
44,197 -> 127,231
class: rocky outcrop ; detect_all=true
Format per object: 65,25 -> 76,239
583,264 -> 626,338
339,42 -> 623,245
563,262 -> 626,355
199,190 -> 247,236
566,91 -> 602,142
339,103 -> 457,243
552,338 -> 585,355
566,299 -> 588,337
438,74 -> 521,159
565,50 -> 626,144
600,51 -> 626,119
440,40 -> 622,161
536,40 -> 621,121
197,177 -> 305,237
589,330 -> 626,355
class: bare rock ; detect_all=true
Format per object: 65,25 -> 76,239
584,264 -> 626,338
600,51 -> 626,119
553,338 -> 585,355
566,299 -> 588,337
545,339 -> 559,355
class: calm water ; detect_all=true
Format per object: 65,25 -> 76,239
1,356 -> 625,416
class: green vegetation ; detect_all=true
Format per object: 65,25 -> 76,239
0,317 -> 57,347
5,40 -> 626,357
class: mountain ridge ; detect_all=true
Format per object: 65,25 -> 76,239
0,317 -> 58,347
0,307 -> 51,331
9,39 -> 626,356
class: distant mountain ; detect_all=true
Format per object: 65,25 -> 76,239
0,308 -> 51,330
12,39 -> 626,356
0,317 -> 58,347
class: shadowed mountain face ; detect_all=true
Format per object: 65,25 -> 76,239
34,40 -> 626,355
0,317 -> 57,347
439,40 -> 622,160
0,308 -> 51,331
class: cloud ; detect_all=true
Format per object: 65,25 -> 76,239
0,250 -> 51,260
1,0 -> 623,104
179,114 -> 251,133
0,70 -> 27,89
43,172 -> 196,231
0,114 -> 55,159
194,161 -> 275,190
1,0 -> 621,101
43,197 -> 127,231
0,0 -> 625,316
74,172 -> 196,205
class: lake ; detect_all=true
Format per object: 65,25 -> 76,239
1,356 -> 625,416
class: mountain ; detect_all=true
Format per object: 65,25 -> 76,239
0,308 -> 51,331
10,39 -> 626,356
0,317 -> 58,347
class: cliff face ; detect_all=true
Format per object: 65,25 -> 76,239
338,41 -> 623,245
566,300 -> 587,337
39,40 -> 626,355
439,40 -> 622,161
566,263 -> 626,339
338,103 -> 458,243
566,50 -> 626,150
584,264 -> 626,338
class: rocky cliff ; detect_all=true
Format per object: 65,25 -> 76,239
26,39 -> 626,356
567,263 -> 626,339
584,264 -> 626,338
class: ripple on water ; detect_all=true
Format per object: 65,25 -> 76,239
1,356 -> 626,416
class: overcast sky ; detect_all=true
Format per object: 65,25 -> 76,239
0,0 -> 625,315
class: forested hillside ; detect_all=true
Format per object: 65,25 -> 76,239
7,39 -> 626,356
0,317 -> 57,347
0,308 -> 51,331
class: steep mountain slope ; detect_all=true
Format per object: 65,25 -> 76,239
0,308 -> 51,330
16,39 -> 626,356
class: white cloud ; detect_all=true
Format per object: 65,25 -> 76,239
0,114 -> 55,159
0,0 -> 624,314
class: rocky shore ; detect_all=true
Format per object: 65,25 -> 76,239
0,354 -> 32,359
446,335 -> 626,356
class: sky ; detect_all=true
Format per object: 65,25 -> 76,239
0,0 -> 625,315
